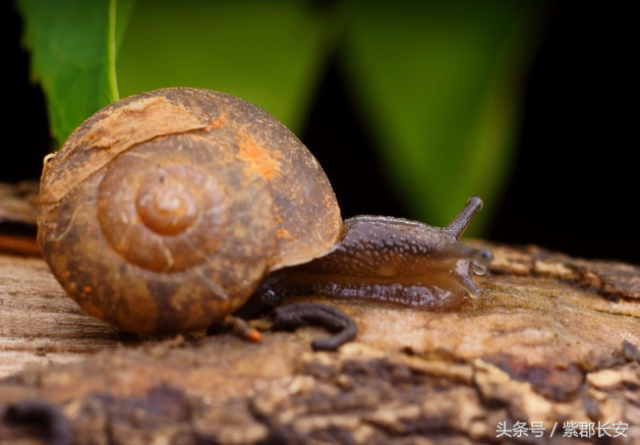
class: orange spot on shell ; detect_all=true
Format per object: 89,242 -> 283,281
83,285 -> 93,294
273,206 -> 283,224
235,130 -> 282,179
276,228 -> 292,239
206,114 -> 227,130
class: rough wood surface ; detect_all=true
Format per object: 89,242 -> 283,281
0,181 -> 40,256
1,243 -> 639,444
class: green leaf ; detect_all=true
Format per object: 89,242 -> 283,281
114,0 -> 136,53
342,0 -> 544,234
116,0 -> 338,133
18,0 -> 136,147
17,0 -> 541,237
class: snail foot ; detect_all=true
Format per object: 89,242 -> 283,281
270,302 -> 357,351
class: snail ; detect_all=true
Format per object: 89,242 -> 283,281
37,87 -> 492,350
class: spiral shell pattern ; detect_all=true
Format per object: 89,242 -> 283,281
37,88 -> 342,334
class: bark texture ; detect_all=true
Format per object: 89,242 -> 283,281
0,181 -> 39,256
1,242 -> 639,444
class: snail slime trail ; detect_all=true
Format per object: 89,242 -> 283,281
37,87 -> 491,350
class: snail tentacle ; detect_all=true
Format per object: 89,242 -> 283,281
37,87 -> 491,350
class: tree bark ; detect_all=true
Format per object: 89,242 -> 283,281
1,242 -> 639,444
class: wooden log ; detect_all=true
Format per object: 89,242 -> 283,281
1,243 -> 639,444
0,181 -> 40,256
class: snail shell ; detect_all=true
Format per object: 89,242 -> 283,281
37,87 -> 342,335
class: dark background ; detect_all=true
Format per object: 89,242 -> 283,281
3,2 -> 637,264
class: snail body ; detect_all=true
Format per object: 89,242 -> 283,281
37,87 -> 491,339
257,203 -> 491,310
